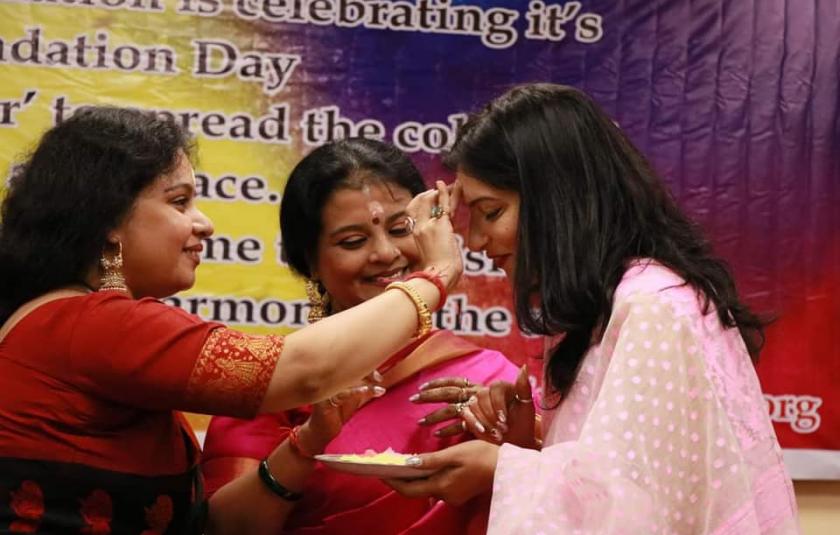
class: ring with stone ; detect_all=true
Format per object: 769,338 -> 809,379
453,402 -> 466,415
430,205 -> 445,219
514,393 -> 533,404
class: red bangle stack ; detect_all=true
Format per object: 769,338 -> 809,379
404,271 -> 448,311
288,425 -> 315,459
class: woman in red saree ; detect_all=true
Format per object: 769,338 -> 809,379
202,138 -> 519,533
0,108 -> 462,534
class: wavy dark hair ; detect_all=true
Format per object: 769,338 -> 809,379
0,106 -> 192,323
280,137 -> 425,279
445,83 -> 766,398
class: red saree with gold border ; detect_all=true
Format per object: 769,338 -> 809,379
0,291 -> 282,534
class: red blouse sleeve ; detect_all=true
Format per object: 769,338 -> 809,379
65,292 -> 282,418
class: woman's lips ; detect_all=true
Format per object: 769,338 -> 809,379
184,244 -> 203,265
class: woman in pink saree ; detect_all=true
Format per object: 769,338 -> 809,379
388,84 -> 800,534
201,138 -> 518,533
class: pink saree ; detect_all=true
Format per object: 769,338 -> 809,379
202,330 -> 518,534
488,262 -> 799,534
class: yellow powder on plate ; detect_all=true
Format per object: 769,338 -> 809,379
336,448 -> 411,465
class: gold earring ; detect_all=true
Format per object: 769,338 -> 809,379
99,242 -> 128,293
305,279 -> 329,323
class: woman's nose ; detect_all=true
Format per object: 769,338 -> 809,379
193,208 -> 214,238
370,235 -> 400,264
467,223 -> 487,252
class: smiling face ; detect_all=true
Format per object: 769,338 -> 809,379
109,152 -> 214,298
458,170 -> 520,279
314,180 -> 418,312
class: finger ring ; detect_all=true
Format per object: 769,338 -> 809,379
430,205 -> 444,219
405,216 -> 416,233
460,420 -> 467,432
461,377 -> 471,388
458,387 -> 470,402
328,397 -> 341,407
514,393 -> 533,404
453,402 -> 465,415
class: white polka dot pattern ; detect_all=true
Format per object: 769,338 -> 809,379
488,263 -> 799,535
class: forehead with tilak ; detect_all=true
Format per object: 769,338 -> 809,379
341,174 -> 410,223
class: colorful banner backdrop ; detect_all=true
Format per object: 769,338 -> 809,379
1,0 -> 837,478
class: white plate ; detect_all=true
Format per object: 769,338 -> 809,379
314,453 -> 436,479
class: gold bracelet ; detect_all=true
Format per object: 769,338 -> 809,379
386,281 -> 432,338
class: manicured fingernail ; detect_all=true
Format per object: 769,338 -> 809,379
497,410 -> 507,424
433,429 -> 442,436
474,421 -> 486,434
417,417 -> 427,425
419,381 -> 430,390
468,396 -> 478,405
406,456 -> 423,467
373,386 -> 386,397
372,370 -> 384,382
409,393 -> 420,402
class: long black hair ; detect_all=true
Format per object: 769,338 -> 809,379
445,83 -> 766,397
0,106 -> 191,323
280,137 -> 425,279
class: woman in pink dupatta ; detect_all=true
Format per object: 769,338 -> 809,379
387,84 -> 800,534
201,138 -> 518,533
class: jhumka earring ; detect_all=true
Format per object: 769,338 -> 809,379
99,242 -> 128,293
305,279 -> 330,323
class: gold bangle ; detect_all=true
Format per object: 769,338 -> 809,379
386,281 -> 432,338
